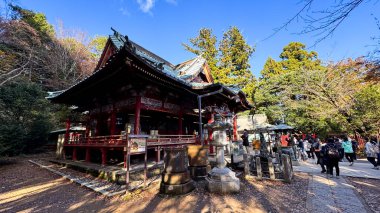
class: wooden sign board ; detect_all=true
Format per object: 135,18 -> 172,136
129,137 -> 146,153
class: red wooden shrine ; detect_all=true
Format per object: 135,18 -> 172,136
49,29 -> 252,166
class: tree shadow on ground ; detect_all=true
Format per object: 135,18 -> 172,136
0,159 -> 115,213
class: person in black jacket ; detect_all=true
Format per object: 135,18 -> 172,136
351,139 -> 359,160
322,138 -> 344,178
241,129 -> 249,154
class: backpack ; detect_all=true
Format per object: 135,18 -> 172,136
312,142 -> 320,149
327,145 -> 340,159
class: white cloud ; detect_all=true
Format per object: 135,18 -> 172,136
119,7 -> 130,16
136,0 -> 156,13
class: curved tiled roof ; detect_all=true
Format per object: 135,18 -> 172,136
48,29 -> 252,110
109,31 -> 208,86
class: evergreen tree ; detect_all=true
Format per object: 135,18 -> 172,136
182,28 -> 219,80
254,42 -> 323,126
261,42 -> 321,78
219,26 -> 254,89
0,81 -> 52,156
183,27 -> 256,98
9,4 -> 55,38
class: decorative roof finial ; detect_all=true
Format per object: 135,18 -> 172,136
111,27 -> 119,37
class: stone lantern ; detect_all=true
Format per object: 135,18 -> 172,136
204,114 -> 240,193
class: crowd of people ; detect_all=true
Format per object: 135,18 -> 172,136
244,130 -> 380,178
292,134 -> 380,178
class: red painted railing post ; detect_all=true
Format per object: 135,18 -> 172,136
208,113 -> 214,154
65,118 -> 71,144
101,148 -> 107,166
72,147 -> 77,161
233,113 -> 238,141
85,148 -> 91,162
156,146 -> 161,162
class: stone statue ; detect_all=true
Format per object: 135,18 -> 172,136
259,132 -> 269,158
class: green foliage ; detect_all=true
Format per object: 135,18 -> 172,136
89,35 -> 108,58
0,5 -> 99,155
183,27 -> 256,99
219,26 -> 255,89
10,4 -> 55,37
255,42 -> 378,137
254,42 -> 323,126
0,81 -> 53,156
261,42 -> 321,78
182,28 -> 219,80
351,84 -> 380,135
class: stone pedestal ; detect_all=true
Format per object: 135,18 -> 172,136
159,147 -> 195,196
206,167 -> 240,193
206,146 -> 240,193
188,165 -> 211,180
160,180 -> 195,195
187,145 -> 210,180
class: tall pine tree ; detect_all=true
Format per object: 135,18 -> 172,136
182,28 -> 219,80
183,27 -> 256,98
219,26 -> 254,89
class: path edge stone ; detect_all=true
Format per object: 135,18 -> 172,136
305,173 -> 313,212
28,160 -> 126,197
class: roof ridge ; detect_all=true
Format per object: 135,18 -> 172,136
110,28 -> 175,69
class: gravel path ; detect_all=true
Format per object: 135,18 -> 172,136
0,158 -> 112,212
306,174 -> 369,213
0,154 -> 310,213
346,177 -> 380,213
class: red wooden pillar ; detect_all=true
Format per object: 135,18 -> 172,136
110,110 -> 117,135
85,148 -> 91,162
134,96 -> 141,134
124,151 -> 127,168
233,114 -> 238,141
178,110 -> 183,135
72,147 -> 77,161
64,118 -> 71,143
101,148 -> 107,166
156,146 -> 161,162
208,113 -> 214,154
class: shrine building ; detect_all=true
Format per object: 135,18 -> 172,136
48,29 -> 252,166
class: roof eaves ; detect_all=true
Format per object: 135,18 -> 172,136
49,52 -> 120,101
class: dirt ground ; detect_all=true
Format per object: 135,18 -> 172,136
0,154 -> 309,213
346,177 -> 380,213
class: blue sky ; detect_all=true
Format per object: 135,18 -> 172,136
15,0 -> 380,77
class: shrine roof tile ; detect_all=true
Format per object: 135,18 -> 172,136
109,36 -> 124,50
110,31 -> 208,85
190,82 -> 212,89
177,56 -> 206,80
48,29 -> 252,110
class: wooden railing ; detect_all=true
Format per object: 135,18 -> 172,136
147,135 -> 196,146
66,134 -> 196,147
